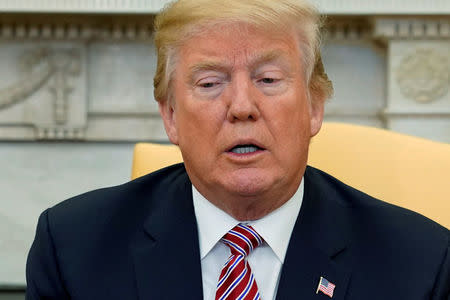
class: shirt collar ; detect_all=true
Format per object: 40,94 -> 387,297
192,179 -> 304,263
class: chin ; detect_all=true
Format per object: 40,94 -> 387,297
223,171 -> 275,198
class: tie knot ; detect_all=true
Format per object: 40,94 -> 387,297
221,224 -> 263,256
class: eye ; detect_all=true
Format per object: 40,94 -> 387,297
200,82 -> 217,88
254,71 -> 288,95
196,77 -> 223,89
255,70 -> 283,85
258,77 -> 281,85
261,78 -> 276,84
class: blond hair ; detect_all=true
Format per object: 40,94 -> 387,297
153,0 -> 333,103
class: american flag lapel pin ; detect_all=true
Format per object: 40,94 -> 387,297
316,276 -> 336,298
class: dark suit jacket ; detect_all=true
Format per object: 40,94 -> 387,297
26,164 -> 450,299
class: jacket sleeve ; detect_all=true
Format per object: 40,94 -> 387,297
431,237 -> 450,300
26,209 -> 69,300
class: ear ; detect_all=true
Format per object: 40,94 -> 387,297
158,99 -> 179,145
309,98 -> 325,138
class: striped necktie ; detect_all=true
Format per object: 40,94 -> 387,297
215,223 -> 264,300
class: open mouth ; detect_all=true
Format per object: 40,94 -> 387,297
228,144 -> 264,154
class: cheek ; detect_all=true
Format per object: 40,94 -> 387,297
266,92 -> 310,131
265,95 -> 311,154
176,99 -> 225,145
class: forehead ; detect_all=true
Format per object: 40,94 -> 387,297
177,23 -> 302,69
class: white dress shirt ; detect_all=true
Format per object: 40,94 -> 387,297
192,179 -> 304,300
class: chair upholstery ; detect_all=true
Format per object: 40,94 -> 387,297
131,122 -> 450,228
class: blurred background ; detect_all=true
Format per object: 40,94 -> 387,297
0,0 -> 449,298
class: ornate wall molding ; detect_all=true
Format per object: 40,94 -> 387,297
374,18 -> 450,40
384,39 -> 450,146
314,0 -> 450,15
316,0 -> 450,15
383,111 -> 450,117
324,18 -> 371,41
0,16 -> 160,142
0,45 -> 87,141
35,127 -> 86,140
371,15 -> 450,141
0,48 -> 81,114
0,49 -> 52,111
0,22 -> 153,41
396,48 -> 449,103
1,0 -> 450,14
0,13 -> 448,143
0,0 -> 166,13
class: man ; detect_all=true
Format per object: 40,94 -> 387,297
26,0 -> 449,299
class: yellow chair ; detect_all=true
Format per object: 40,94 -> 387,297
131,122 -> 450,229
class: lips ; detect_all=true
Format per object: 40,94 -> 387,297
229,145 -> 263,154
226,140 -> 266,154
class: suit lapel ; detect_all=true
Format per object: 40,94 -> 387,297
131,168 -> 203,300
276,167 -> 352,300
129,165 -> 354,299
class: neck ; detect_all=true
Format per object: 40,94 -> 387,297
193,179 -> 302,221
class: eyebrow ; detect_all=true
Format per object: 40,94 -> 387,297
189,61 -> 229,75
249,50 -> 285,67
248,50 -> 295,73
188,49 -> 294,80
187,61 -> 229,84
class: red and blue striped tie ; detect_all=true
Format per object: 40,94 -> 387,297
215,223 -> 264,300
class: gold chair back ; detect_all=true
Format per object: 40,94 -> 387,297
131,123 -> 450,228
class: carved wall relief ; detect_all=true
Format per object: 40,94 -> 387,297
369,18 -> 450,142
396,48 -> 449,103
46,49 -> 81,124
0,45 -> 86,140
0,48 -> 52,111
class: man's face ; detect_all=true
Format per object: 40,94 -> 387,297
159,23 -> 324,217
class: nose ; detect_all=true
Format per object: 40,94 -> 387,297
226,75 -> 261,122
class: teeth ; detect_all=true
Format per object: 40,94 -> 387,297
231,146 -> 259,154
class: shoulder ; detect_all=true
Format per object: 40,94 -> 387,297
45,163 -> 189,239
305,165 -> 449,246
304,166 -> 450,295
